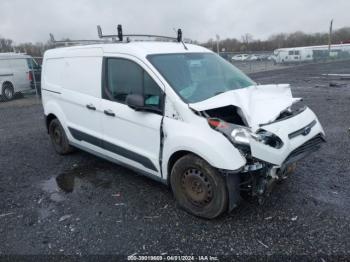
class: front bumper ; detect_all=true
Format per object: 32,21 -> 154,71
249,107 -> 325,166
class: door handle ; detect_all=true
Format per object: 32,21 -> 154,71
104,109 -> 115,117
86,104 -> 96,110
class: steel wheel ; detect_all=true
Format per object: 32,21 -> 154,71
181,168 -> 213,207
170,154 -> 228,219
48,119 -> 74,155
51,122 -> 63,146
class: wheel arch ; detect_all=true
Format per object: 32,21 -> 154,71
167,150 -> 195,185
45,113 -> 58,133
43,100 -> 69,136
2,80 -> 14,89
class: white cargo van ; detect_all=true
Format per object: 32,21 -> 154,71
0,53 -> 40,101
42,32 -> 325,218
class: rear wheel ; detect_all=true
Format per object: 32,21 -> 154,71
48,119 -> 74,155
2,82 -> 14,101
170,154 -> 228,219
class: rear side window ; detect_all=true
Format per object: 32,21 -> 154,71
26,58 -> 40,70
104,58 -> 163,110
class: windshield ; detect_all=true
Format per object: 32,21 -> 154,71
148,53 -> 255,103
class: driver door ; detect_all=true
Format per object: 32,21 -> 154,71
101,56 -> 164,176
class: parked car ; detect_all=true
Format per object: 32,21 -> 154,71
0,53 -> 41,100
42,41 -> 325,218
246,54 -> 259,61
231,54 -> 249,61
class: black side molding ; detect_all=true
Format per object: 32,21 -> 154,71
42,88 -> 61,94
68,127 -> 158,172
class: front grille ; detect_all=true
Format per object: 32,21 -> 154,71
283,134 -> 325,164
288,120 -> 317,139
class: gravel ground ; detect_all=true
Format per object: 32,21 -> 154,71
0,61 -> 350,259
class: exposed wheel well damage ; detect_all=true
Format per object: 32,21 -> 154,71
45,113 -> 57,133
167,150 -> 193,184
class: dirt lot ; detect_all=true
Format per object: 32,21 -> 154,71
0,61 -> 350,258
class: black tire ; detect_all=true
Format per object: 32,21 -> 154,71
48,119 -> 74,155
170,154 -> 228,219
2,82 -> 14,101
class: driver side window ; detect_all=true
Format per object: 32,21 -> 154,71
104,58 -> 163,111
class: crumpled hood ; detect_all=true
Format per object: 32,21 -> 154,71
189,84 -> 300,130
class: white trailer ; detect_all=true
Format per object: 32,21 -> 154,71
273,43 -> 350,64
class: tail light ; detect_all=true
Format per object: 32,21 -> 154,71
28,71 -> 33,81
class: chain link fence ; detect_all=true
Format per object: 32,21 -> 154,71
220,47 -> 350,74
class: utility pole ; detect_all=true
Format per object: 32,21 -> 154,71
216,34 -> 220,54
328,19 -> 333,57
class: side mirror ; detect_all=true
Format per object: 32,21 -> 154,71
126,94 -> 144,110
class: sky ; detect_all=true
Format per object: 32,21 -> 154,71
0,0 -> 349,44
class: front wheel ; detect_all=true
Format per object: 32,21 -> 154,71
48,119 -> 74,155
170,154 -> 228,219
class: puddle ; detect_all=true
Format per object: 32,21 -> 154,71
41,177 -> 60,194
40,177 -> 66,202
56,172 -> 75,193
39,164 -> 118,201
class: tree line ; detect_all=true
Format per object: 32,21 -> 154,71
202,27 -> 350,52
1,27 -> 350,57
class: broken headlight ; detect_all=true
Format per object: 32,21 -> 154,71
254,130 -> 283,149
208,118 -> 252,147
208,118 -> 283,149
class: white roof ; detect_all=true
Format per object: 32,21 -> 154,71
44,41 -> 211,59
0,52 -> 31,59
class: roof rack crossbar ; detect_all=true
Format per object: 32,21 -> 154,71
97,24 -> 183,43
49,33 -> 107,45
48,25 -> 187,48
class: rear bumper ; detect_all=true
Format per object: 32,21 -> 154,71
249,107 -> 325,166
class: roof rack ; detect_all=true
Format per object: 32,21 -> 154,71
49,24 -> 188,49
49,33 -> 109,46
97,24 -> 183,43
